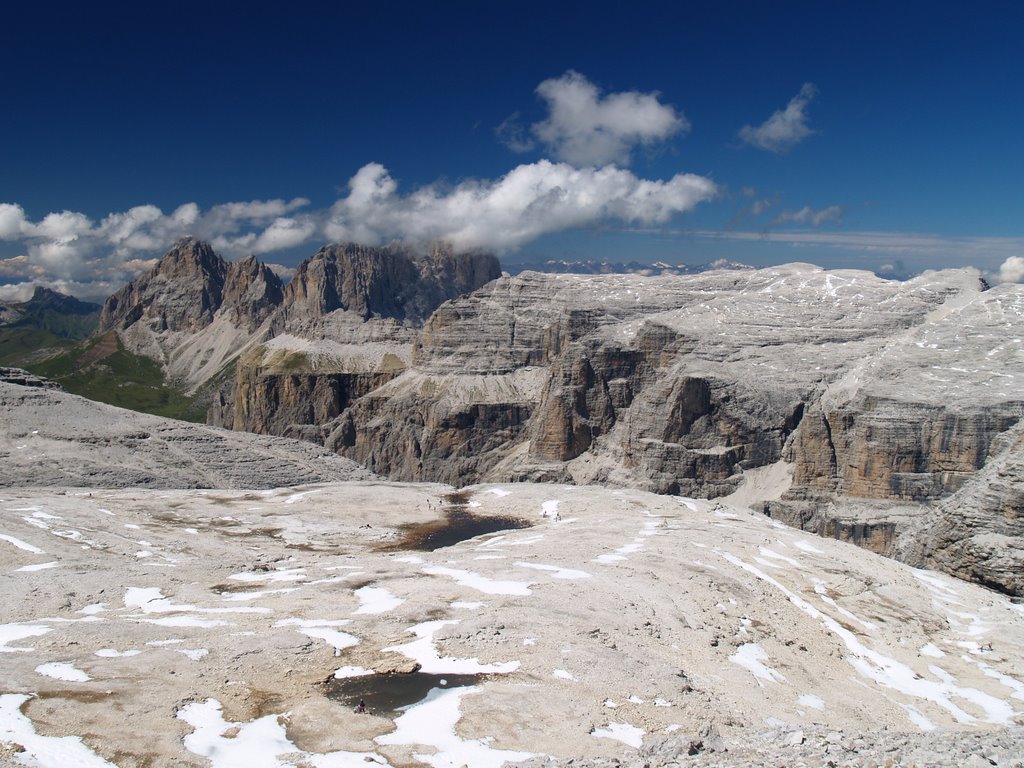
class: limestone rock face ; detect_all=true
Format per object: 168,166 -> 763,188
279,242 -> 501,328
221,255 -> 285,331
99,237 -> 228,334
900,419 -> 1024,595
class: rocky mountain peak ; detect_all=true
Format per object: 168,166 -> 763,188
99,237 -> 230,333
222,254 -> 285,331
280,242 -> 501,326
25,286 -> 101,315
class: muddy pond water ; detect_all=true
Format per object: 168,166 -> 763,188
383,492 -> 533,551
325,672 -> 484,713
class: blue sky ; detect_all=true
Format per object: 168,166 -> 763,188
1,1 -> 1022,300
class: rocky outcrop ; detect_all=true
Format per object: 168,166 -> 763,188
99,237 -> 229,333
221,255 -> 285,331
0,378 -> 375,489
0,367 -> 61,389
899,419 -> 1024,595
278,242 -> 500,329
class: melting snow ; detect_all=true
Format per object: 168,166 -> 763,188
124,587 -> 270,615
353,586 -> 404,614
0,694 -> 117,767
422,566 -> 533,596
723,553 -> 1017,727
384,620 -> 520,674
798,694 -> 825,710
334,666 -> 373,679
514,561 -> 591,579
0,623 -> 51,653
0,534 -> 43,554
376,686 -> 536,767
592,722 -> 645,749
17,561 -> 58,572
274,618 -> 359,653
178,698 -> 388,768
35,662 -> 90,682
793,539 -> 825,554
95,649 -> 141,658
139,617 -> 231,628
553,669 -> 575,680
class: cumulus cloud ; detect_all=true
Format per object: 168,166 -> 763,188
773,205 -> 842,227
323,160 -> 716,250
526,71 -> 689,166
997,256 -> 1024,283
0,196 -> 316,298
739,83 -> 817,153
0,158 -> 717,299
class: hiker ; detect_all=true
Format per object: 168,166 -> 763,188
356,699 -> 366,714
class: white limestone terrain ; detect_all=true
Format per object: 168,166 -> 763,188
1,392 -> 1022,767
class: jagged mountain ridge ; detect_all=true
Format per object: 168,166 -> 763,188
97,237 -> 501,392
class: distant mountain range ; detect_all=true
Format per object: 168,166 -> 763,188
0,286 -> 101,367
503,257 -> 755,276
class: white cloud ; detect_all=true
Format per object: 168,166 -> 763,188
0,204 -> 30,239
739,83 -> 817,153
997,256 -> 1024,283
773,205 -> 842,226
495,112 -> 535,153
750,199 -> 772,216
529,71 -> 689,166
0,195 -> 318,298
324,160 -> 716,251
0,158 -> 716,300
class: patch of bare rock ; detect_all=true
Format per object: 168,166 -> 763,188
0,377 -> 375,489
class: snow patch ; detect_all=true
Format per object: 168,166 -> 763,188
17,561 -> 58,572
35,662 -> 90,682
422,566 -> 533,595
0,623 -> 51,653
178,698 -> 388,768
376,686 -> 536,767
0,694 -> 117,767
730,643 -> 786,686
383,620 -> 520,674
0,534 -> 43,554
353,586 -> 404,615
514,561 -> 591,579
274,618 -> 359,653
592,722 -> 644,749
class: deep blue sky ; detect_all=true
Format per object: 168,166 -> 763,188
2,1 -> 1023,299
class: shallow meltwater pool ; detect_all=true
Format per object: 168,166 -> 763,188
324,672 -> 484,713
384,492 -> 533,551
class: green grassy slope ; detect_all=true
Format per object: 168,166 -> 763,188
25,333 -> 207,422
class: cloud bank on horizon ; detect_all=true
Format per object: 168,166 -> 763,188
1,71 -> 1021,302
